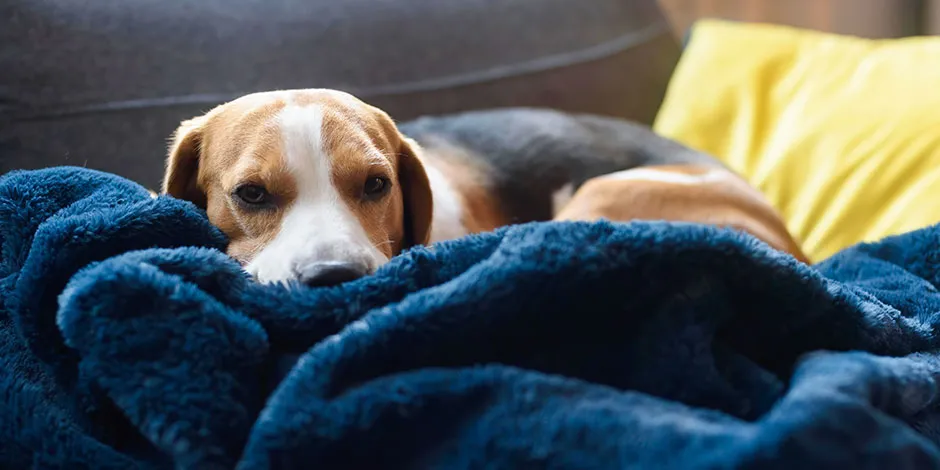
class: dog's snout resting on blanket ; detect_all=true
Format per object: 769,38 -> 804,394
162,89 -> 808,285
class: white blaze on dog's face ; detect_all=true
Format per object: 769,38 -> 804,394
162,89 -> 432,286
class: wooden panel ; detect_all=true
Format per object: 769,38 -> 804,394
925,0 -> 940,34
658,0 -> 924,39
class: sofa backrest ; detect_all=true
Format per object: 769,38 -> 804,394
1,0 -> 680,187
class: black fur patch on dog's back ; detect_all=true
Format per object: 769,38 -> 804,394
399,108 -> 725,223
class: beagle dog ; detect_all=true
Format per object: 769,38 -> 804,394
163,89 -> 808,286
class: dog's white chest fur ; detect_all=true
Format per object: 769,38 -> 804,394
423,163 -> 468,244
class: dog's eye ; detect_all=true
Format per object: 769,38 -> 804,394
234,184 -> 270,205
363,176 -> 390,199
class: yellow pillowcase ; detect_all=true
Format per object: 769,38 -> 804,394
653,20 -> 940,262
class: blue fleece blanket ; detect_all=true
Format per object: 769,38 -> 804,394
3,166 -> 940,469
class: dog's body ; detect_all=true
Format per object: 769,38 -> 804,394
163,89 -> 807,286
399,109 -> 723,232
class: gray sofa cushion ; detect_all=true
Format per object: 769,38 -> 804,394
1,0 -> 679,187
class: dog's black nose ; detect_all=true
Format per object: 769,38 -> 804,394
298,262 -> 367,287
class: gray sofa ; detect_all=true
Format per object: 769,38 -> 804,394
1,0 -> 680,188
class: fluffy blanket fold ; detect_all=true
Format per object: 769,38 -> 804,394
3,166 -> 940,469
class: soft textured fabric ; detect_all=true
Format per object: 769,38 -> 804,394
0,0 -> 678,188
5,166 -> 940,469
653,19 -> 940,262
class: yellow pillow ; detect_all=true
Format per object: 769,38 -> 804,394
653,20 -> 940,262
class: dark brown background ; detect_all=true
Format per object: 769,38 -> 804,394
658,0 -> 936,38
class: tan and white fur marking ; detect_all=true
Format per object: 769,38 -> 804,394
554,165 -> 809,263
244,104 -> 388,284
421,155 -> 468,244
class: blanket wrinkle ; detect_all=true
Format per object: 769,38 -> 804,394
5,167 -> 940,469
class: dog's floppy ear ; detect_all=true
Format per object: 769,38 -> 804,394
398,137 -> 433,248
163,116 -> 208,209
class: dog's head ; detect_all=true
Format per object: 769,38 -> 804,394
163,89 -> 432,286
